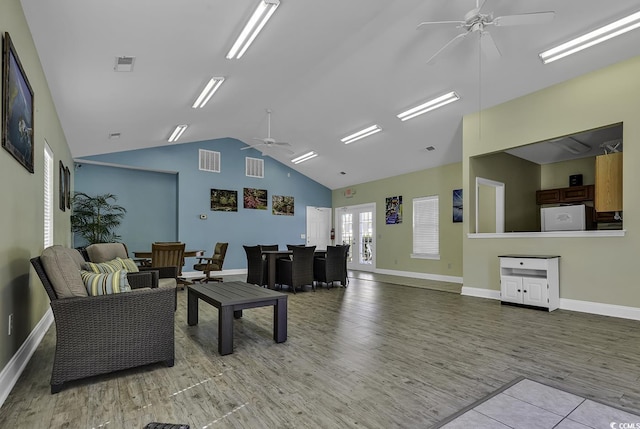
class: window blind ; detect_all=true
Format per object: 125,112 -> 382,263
44,142 -> 54,247
412,195 -> 439,259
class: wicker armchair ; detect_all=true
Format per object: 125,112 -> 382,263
31,246 -> 175,394
313,245 -> 349,288
277,245 -> 316,293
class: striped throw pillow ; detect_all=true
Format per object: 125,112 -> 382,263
116,257 -> 140,272
84,258 -> 122,274
80,270 -> 131,296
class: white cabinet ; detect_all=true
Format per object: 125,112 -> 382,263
499,255 -> 560,311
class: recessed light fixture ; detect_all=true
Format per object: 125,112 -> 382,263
539,10 -> 640,64
341,125 -> 382,144
114,56 -> 135,72
397,91 -> 460,121
168,125 -> 188,143
226,0 -> 280,59
192,77 -> 225,108
291,151 -> 317,164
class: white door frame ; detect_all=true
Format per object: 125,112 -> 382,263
335,202 -> 376,272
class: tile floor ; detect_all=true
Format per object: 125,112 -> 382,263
435,378 -> 640,429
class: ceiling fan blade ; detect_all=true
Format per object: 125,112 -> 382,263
493,11 -> 555,27
274,141 -> 291,147
480,31 -> 501,60
417,20 -> 465,29
426,32 -> 468,64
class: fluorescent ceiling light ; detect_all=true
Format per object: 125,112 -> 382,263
291,151 -> 318,164
539,10 -> 640,64
226,0 -> 280,59
192,77 -> 225,108
397,91 -> 460,121
341,125 -> 382,144
168,124 -> 188,143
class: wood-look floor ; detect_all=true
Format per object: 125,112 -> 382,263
1,273 -> 640,428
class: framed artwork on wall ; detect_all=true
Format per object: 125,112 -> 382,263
2,32 -> 34,173
385,195 -> 402,224
210,189 -> 238,212
59,161 -> 66,211
243,188 -> 268,210
453,189 -> 463,223
65,166 -> 71,209
272,195 -> 294,216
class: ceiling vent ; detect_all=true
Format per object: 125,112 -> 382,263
425,146 -> 436,151
114,56 -> 135,72
199,149 -> 220,173
108,132 -> 121,139
246,157 -> 264,178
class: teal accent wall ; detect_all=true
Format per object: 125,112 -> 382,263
77,138 -> 332,269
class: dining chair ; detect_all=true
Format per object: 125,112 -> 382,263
152,242 -> 185,289
193,242 -> 228,283
277,245 -> 316,293
244,245 -> 266,286
313,245 -> 348,288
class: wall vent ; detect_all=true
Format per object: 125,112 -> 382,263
246,157 -> 264,178
114,56 -> 135,72
199,149 -> 220,173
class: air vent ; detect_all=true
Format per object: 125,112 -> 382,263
426,146 -> 436,151
114,56 -> 135,72
108,132 -> 121,140
246,157 -> 264,178
199,149 -> 220,173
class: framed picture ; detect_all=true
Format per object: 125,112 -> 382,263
272,195 -> 294,216
385,196 -> 402,224
2,32 -> 34,173
243,188 -> 268,210
65,166 -> 71,209
210,189 -> 238,212
453,189 -> 463,223
59,161 -> 66,211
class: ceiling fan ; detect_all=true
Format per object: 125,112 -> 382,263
241,109 -> 293,154
417,0 -> 555,64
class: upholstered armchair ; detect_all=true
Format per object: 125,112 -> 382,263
193,242 -> 228,283
31,245 -> 175,393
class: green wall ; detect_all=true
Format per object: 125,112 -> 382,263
0,0 -> 73,371
463,55 -> 640,307
541,157 -> 595,189
332,162 -> 463,278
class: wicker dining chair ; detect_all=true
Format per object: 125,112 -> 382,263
277,245 -> 316,293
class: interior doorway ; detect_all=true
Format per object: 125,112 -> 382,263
306,206 -> 332,250
335,203 -> 376,272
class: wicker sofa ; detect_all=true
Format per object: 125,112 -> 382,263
31,245 -> 175,393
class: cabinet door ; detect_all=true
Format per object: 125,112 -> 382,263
560,185 -> 594,202
523,277 -> 548,308
595,152 -> 622,212
501,275 -> 523,304
536,189 -> 560,205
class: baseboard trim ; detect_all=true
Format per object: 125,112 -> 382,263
374,268 -> 463,284
0,308 -> 53,408
461,287 -> 640,321
559,298 -> 640,321
461,287 -> 501,300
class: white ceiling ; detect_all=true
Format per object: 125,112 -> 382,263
20,0 -> 640,189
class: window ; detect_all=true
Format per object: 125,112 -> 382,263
44,142 -> 54,247
412,195 -> 439,259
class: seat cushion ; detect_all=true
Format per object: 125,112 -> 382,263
158,278 -> 177,289
80,270 -> 131,296
40,246 -> 88,299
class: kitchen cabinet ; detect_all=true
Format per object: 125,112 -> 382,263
535,185 -> 593,205
595,152 -> 622,212
499,255 -> 560,311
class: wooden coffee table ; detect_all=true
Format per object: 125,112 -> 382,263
187,281 -> 288,355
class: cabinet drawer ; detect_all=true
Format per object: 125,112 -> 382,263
500,257 -> 548,270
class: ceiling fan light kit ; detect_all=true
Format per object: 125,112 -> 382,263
192,77 -> 225,108
291,151 -> 318,164
539,9 -> 640,64
397,91 -> 460,121
226,0 -> 280,59
341,125 -> 382,144
168,124 -> 188,142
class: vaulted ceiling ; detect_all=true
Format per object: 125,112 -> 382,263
20,0 -> 640,189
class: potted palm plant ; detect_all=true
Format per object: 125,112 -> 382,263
71,192 -> 126,245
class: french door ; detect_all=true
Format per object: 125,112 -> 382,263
335,203 -> 375,272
